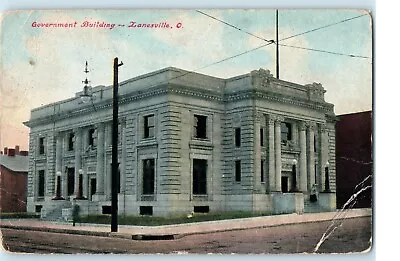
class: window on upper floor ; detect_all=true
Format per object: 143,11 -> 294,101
314,134 -> 317,152
38,137 -> 45,155
260,128 -> 265,147
88,128 -> 96,147
235,128 -> 241,147
194,114 -> 207,139
281,122 -> 292,145
144,114 -> 155,139
68,132 -> 75,151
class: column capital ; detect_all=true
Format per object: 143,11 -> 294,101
299,122 -> 307,131
275,116 -> 285,124
306,121 -> 317,131
319,123 -> 327,133
255,112 -> 264,123
267,114 -> 276,125
73,127 -> 82,134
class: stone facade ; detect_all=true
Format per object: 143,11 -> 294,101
24,67 -> 337,217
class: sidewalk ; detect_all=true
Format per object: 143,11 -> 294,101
0,208 -> 372,240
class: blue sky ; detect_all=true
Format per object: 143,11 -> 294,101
0,9 -> 372,150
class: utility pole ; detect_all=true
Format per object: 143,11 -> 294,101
111,57 -> 123,232
276,9 -> 280,79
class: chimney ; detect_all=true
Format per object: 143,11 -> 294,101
15,145 -> 20,155
8,148 -> 15,156
20,151 -> 29,156
4,147 -> 7,155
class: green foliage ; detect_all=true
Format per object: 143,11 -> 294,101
0,212 -> 40,219
76,211 -> 274,226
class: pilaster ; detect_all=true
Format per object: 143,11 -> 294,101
274,116 -> 284,192
267,115 -> 275,192
299,122 -> 307,192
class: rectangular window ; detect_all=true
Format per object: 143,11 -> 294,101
39,137 -> 45,155
143,159 -> 155,195
260,128 -> 264,147
88,128 -> 95,147
314,134 -> 317,152
68,133 -> 75,151
235,160 -> 241,182
38,170 -> 45,197
144,115 -> 155,138
193,159 -> 207,195
281,122 -> 292,145
261,160 -> 265,183
194,115 -> 207,139
235,128 -> 241,147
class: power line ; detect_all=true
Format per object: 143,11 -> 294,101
279,43 -> 371,59
196,10 -> 274,43
196,10 -> 370,59
280,13 -> 368,41
120,12 -> 370,93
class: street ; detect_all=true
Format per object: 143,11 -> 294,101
1,216 -> 372,254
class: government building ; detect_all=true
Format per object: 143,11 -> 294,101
24,67 -> 337,218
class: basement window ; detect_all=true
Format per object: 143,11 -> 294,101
140,206 -> 153,216
102,206 -> 111,214
194,206 -> 210,213
35,205 -> 43,213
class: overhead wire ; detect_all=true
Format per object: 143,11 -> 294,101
196,10 -> 371,59
112,11 -> 371,98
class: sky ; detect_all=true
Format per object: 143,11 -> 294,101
0,9 -> 372,151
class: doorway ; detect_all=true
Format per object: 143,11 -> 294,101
90,178 -> 96,201
281,176 -> 289,193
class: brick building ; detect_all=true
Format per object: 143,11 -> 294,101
0,146 -> 29,213
24,67 -> 337,217
336,111 -> 372,209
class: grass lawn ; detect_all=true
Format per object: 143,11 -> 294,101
0,212 -> 40,219
77,212 -> 274,226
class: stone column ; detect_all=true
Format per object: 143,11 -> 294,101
55,134 -> 64,199
299,122 -> 308,192
318,124 -> 326,192
61,134 -> 68,199
120,121 -> 126,194
307,122 -> 316,190
274,116 -> 283,192
320,124 -> 330,191
267,115 -> 275,192
96,123 -> 105,195
74,128 -> 82,198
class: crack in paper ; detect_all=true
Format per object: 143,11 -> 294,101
313,175 -> 372,253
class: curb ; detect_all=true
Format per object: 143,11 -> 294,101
1,209 -> 372,240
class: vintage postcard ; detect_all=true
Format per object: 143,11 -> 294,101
0,9 -> 372,255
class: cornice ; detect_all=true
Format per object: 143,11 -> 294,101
26,84 -> 334,128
